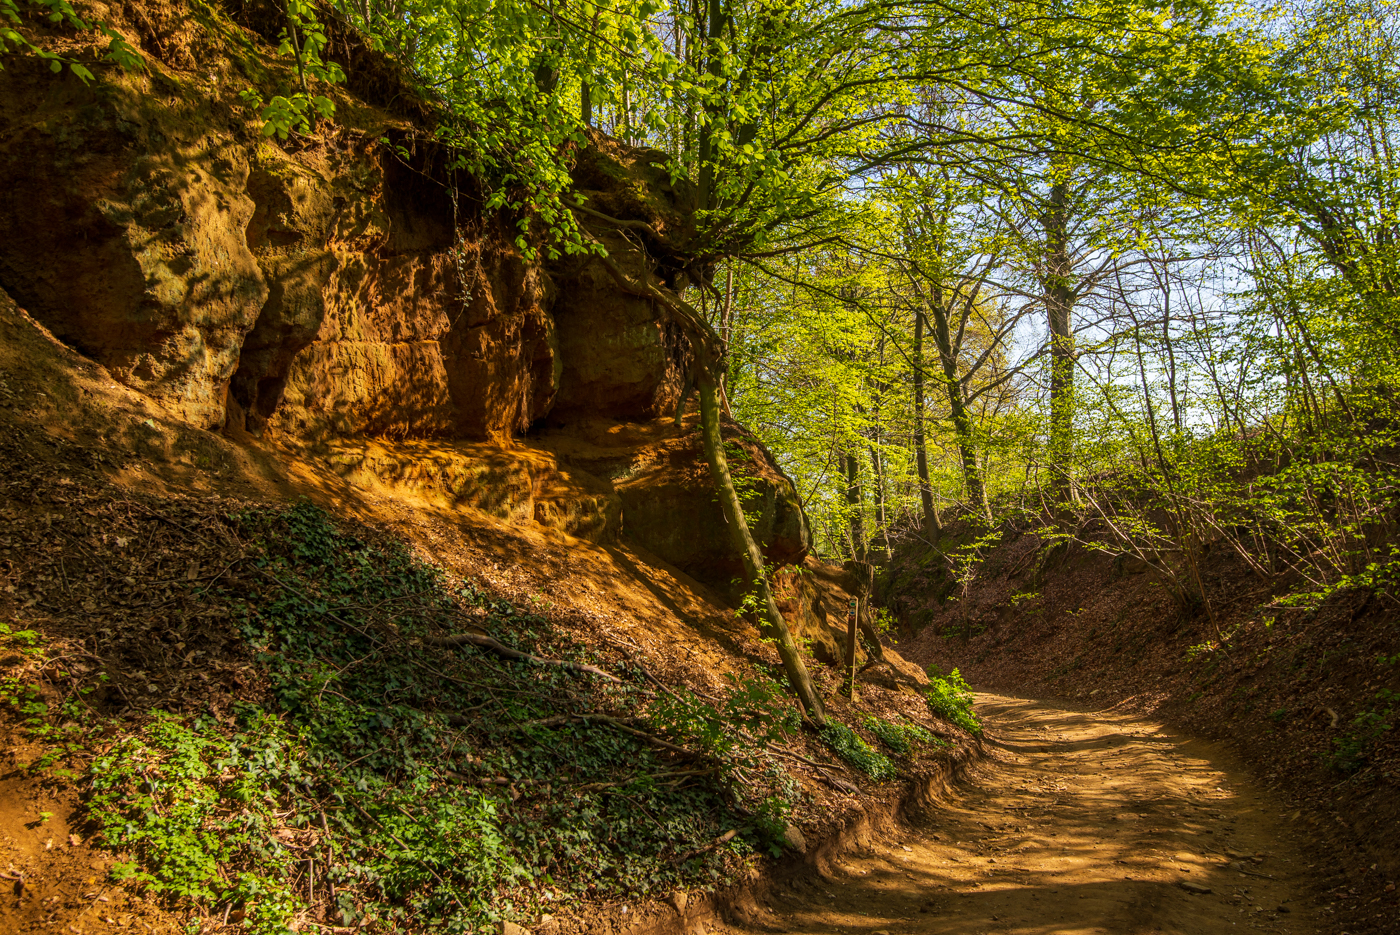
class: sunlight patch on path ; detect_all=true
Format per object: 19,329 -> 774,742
728,694 -> 1321,935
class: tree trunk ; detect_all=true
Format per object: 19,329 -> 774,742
843,598 -> 859,701
928,296 -> 991,522
578,218 -> 823,723
1043,179 -> 1076,497
867,441 -> 890,561
842,447 -> 866,559
862,352 -> 892,561
912,306 -> 941,537
947,382 -> 991,523
698,379 -> 826,724
696,0 -> 725,210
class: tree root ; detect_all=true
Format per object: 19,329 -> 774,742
673,829 -> 738,863
425,633 -> 623,683
574,768 -> 716,794
766,744 -> 860,794
504,712 -> 697,757
564,198 -> 664,239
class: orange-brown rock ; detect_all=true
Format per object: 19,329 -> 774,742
536,419 -> 808,592
0,65 -> 267,429
0,0 -> 808,600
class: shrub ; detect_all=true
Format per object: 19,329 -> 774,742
861,716 -> 940,755
818,721 -> 896,780
925,666 -> 981,736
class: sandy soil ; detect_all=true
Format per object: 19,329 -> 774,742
736,695 -> 1328,935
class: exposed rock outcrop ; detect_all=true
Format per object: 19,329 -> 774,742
0,0 -> 810,594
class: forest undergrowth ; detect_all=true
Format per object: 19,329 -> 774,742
0,432 -> 974,934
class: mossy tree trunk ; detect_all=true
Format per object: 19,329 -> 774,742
698,378 -> 827,724
584,228 -> 826,724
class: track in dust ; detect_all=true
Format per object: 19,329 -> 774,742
737,695 -> 1323,935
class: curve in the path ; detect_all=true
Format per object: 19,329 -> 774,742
734,695 -> 1325,935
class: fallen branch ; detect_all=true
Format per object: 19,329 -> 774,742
767,744 -> 859,794
423,633 -> 623,683
766,743 -> 842,773
1227,860 -> 1276,879
595,638 -> 678,702
504,712 -> 696,757
812,771 -> 860,795
673,829 -> 737,863
534,711 -> 694,755
575,768 -> 716,794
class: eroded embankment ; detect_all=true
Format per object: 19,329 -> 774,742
884,526 -> 1400,935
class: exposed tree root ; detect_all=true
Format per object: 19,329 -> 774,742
425,633 -> 623,683
499,712 -> 697,757
674,829 -> 738,863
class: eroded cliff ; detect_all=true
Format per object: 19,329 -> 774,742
0,0 -> 865,644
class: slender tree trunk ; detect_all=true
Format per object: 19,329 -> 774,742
947,383 -> 990,522
620,69 -> 632,143
864,340 -> 891,561
581,198 -> 824,724
697,0 -> 724,210
928,296 -> 991,522
912,306 -> 941,537
842,447 -> 866,559
718,265 -> 735,394
698,379 -> 826,723
1043,179 -> 1077,498
868,441 -> 890,561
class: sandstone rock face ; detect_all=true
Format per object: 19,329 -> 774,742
0,69 -> 267,429
858,651 -> 931,695
0,9 -> 811,598
319,438 -> 621,544
549,259 -> 687,424
543,420 -> 809,593
773,557 -> 866,667
0,70 -> 587,444
547,137 -> 697,425
232,150 -> 560,444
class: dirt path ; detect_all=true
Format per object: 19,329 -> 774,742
736,695 -> 1327,935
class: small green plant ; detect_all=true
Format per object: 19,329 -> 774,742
649,672 -> 800,759
238,0 -> 344,139
818,721 -> 895,780
925,666 -> 981,736
870,606 -> 899,640
90,708 -> 514,934
861,716 -> 940,755
0,0 -> 143,80
1328,689 -> 1396,773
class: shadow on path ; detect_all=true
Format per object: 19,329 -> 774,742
733,695 -> 1323,935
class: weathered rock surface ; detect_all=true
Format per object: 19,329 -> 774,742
535,419 -> 808,592
0,66 -> 267,429
0,0 -> 807,598
858,653 -> 932,695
